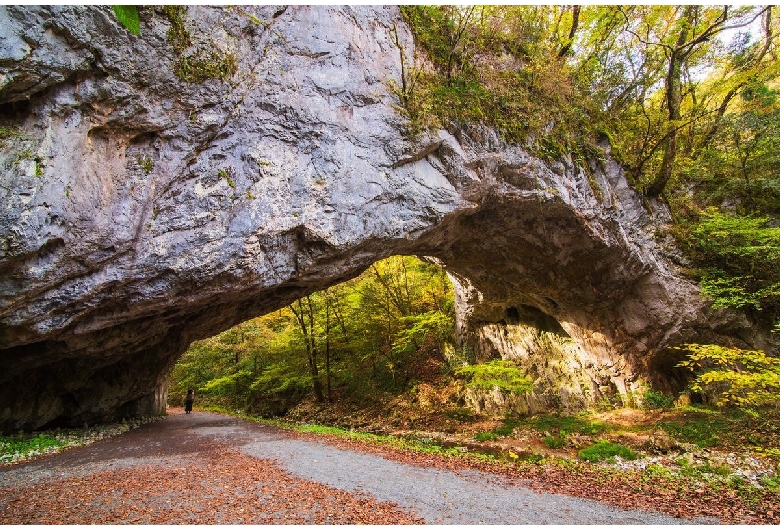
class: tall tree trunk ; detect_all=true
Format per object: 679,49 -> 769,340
292,297 -> 325,402
558,5 -> 581,58
646,9 -> 691,197
325,294 -> 332,402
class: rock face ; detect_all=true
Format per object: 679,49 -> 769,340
0,6 -> 771,432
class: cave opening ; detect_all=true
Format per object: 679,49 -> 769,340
164,242 -> 608,422
166,254 -> 462,417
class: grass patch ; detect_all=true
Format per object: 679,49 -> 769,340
475,431 -> 498,442
578,440 -> 637,462
544,435 -> 567,449
0,433 -> 63,463
657,408 -> 742,448
530,413 -> 609,436
296,425 -> 347,436
493,418 -> 520,437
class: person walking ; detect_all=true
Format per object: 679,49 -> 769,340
184,388 -> 194,414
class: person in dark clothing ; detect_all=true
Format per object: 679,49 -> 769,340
185,389 -> 194,414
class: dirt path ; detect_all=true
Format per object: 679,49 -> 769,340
0,410 -> 708,524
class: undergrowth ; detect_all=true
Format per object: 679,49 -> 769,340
578,440 -> 637,462
0,416 -> 162,465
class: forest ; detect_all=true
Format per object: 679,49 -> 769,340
170,5 -> 779,420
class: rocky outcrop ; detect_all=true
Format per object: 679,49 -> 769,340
0,6 -> 771,432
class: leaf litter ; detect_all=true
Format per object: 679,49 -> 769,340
0,446 -> 423,524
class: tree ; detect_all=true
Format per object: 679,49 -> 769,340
290,296 -> 326,403
678,343 -> 780,411
681,208 -> 780,320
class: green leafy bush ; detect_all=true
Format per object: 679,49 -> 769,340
456,360 -> 532,397
684,209 -> 780,313
643,389 -> 675,410
677,343 -> 780,411
578,440 -> 637,462
544,435 -> 567,449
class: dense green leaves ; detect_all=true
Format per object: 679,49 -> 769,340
455,359 -> 533,396
678,343 -> 780,410
681,208 -> 780,314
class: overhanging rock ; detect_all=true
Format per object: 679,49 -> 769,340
0,6 -> 770,432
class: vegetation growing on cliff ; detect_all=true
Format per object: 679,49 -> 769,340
397,6 -> 780,327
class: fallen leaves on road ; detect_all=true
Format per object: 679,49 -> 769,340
289,429 -> 780,525
0,447 -> 423,524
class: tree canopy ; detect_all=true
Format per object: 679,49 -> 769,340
398,5 -> 780,321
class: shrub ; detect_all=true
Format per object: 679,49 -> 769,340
475,431 -> 498,442
578,440 -> 637,462
643,389 -> 675,410
677,343 -> 780,411
544,435 -> 567,449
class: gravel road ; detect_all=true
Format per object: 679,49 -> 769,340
0,410 -> 709,524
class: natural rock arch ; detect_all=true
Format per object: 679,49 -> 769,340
0,6 -> 768,432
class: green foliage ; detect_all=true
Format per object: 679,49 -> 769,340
0,433 -> 62,462
642,389 -> 675,410
761,471 -> 780,492
677,343 -> 780,411
456,359 -> 532,397
0,125 -> 22,148
137,155 -> 153,175
493,418 -> 520,437
398,6 -> 593,154
680,209 -> 780,314
474,431 -> 497,442
112,5 -> 140,36
296,425 -> 346,436
218,168 -> 235,187
170,255 -> 455,413
392,311 -> 451,357
658,408 -> 737,448
578,440 -> 637,462
398,6 -> 780,312
544,435 -> 567,449
202,369 -> 252,394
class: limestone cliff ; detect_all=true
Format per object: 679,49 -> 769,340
0,6 -> 769,432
